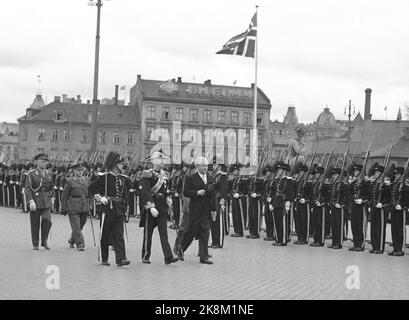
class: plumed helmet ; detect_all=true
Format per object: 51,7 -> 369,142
103,151 -> 122,171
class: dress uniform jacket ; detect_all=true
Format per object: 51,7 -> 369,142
61,176 -> 91,213
25,168 -> 54,209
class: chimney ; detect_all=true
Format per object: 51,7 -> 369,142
76,95 -> 81,103
114,85 -> 119,106
87,100 -> 90,104
62,94 -> 67,103
204,79 -> 211,85
54,96 -> 61,103
137,74 -> 141,82
364,88 -> 372,120
177,77 -> 182,83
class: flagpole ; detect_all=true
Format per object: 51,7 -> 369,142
253,5 -> 259,165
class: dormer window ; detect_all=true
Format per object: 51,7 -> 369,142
54,110 -> 66,122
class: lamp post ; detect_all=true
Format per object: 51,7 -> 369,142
344,100 -> 355,141
88,0 -> 109,154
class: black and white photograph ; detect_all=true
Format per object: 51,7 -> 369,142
1,0 -> 409,306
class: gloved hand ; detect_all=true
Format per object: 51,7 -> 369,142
335,203 -> 341,209
174,193 -> 179,197
285,201 -> 291,211
219,198 -> 225,206
51,197 -> 55,208
251,193 -> 257,198
300,198 -> 306,204
396,204 -> 402,211
129,188 -> 135,192
315,201 -> 322,207
166,197 -> 173,206
233,193 -> 240,199
355,199 -> 363,205
100,197 -> 108,205
267,197 -> 271,203
376,203 -> 383,209
269,204 -> 274,211
29,200 -> 36,212
150,207 -> 159,218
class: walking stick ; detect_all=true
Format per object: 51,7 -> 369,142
98,212 -> 105,261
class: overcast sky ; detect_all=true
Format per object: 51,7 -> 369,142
1,0 -> 409,124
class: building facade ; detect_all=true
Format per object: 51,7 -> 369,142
130,75 -> 271,163
18,94 -> 141,161
0,122 -> 19,161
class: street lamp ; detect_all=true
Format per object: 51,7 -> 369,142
344,100 -> 356,141
89,0 -> 111,154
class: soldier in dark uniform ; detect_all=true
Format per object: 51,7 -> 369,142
88,151 -> 130,266
128,169 -> 138,217
310,164 -> 326,247
140,151 -> 179,265
231,164 -> 246,237
247,166 -> 264,239
170,164 -> 183,230
262,164 -> 275,241
387,165 -> 408,256
61,162 -> 90,251
293,162 -> 311,245
25,154 -> 55,250
0,164 -> 4,206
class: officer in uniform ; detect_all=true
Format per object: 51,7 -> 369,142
293,162 -> 311,244
0,164 -> 4,206
310,164 -> 326,247
88,151 -> 130,266
61,162 -> 90,251
247,165 -> 264,239
140,151 -> 179,265
262,163 -> 275,241
25,154 -> 55,250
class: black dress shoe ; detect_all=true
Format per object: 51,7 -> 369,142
297,241 -> 307,245
264,237 -> 274,241
374,250 -> 383,254
247,234 -> 260,239
327,245 -> 333,249
77,247 -> 85,251
231,233 -> 243,237
200,258 -> 213,264
309,242 -> 317,247
165,257 -> 179,265
101,261 -> 110,266
354,247 -> 364,251
142,259 -> 151,264
212,245 -> 222,249
42,245 -> 50,250
33,246 -> 39,250
333,245 -> 342,249
348,247 -> 356,251
393,251 -> 404,256
369,250 -> 375,253
388,251 -> 395,256
117,259 -> 130,266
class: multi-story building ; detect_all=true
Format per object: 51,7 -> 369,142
0,122 -> 19,161
18,94 -> 141,161
130,75 -> 271,163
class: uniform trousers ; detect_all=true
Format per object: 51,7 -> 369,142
390,208 -> 406,252
370,207 -> 387,252
210,200 -> 225,247
295,202 -> 310,242
330,206 -> 344,246
312,204 -> 326,244
264,202 -> 275,239
248,197 -> 261,236
30,209 -> 52,247
100,213 -> 126,263
273,207 -> 288,244
350,203 -> 365,248
231,197 -> 245,236
68,212 -> 88,248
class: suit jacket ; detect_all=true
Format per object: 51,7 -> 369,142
183,172 -> 216,236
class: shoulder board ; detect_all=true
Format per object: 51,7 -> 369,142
141,169 -> 153,179
97,172 -> 108,176
119,174 -> 129,178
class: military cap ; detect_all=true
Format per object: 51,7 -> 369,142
395,167 -> 405,175
331,167 -> 341,175
69,162 -> 86,170
262,165 -> 273,175
374,165 -> 384,173
276,161 -> 291,171
314,166 -> 325,175
103,151 -> 124,171
353,164 -> 363,172
33,153 -> 48,161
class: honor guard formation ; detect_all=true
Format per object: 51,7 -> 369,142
1,142 -> 409,268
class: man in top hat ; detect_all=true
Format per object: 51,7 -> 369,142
25,153 -> 55,250
61,162 -> 90,251
88,151 -> 130,266
139,150 -> 179,265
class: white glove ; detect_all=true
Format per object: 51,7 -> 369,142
251,193 -> 257,198
233,193 -> 240,199
396,204 -> 402,211
315,201 -> 322,207
285,201 -> 291,211
51,197 -> 55,207
59,187 -> 64,191
385,180 -> 391,186
100,197 -> 108,205
355,199 -> 363,205
174,193 -> 179,197
267,197 -> 271,203
300,198 -> 306,204
129,188 -> 135,192
139,186 -> 142,190
376,203 -> 383,209
211,211 -> 217,221
269,204 -> 274,211
29,200 -> 36,212
166,197 -> 173,206
335,203 -> 341,209
150,207 -> 159,218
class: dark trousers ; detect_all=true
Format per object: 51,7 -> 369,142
351,203 -> 365,248
182,213 -> 210,259
54,189 -> 60,212
129,193 -> 136,216
174,205 -> 189,253
0,184 -> 3,206
295,203 -> 310,242
210,202 -> 225,247
264,202 -> 274,239
100,213 -> 126,263
325,206 -> 331,237
9,186 -> 15,207
312,205 -> 326,244
172,195 -> 181,226
330,206 -> 344,246
273,207 -> 288,244
391,209 -> 405,252
224,199 -> 231,235
30,209 -> 52,247
248,197 -> 261,236
68,212 -> 88,248
370,207 -> 387,252
142,211 -> 173,262
231,197 -> 245,235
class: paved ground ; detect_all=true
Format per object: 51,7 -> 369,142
1,207 -> 408,300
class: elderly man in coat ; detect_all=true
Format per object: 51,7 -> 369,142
178,156 -> 216,264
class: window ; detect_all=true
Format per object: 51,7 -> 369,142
54,110 -> 65,121
64,130 -> 71,142
87,112 -> 92,123
189,109 -> 198,122
51,129 -> 58,142
22,127 -> 28,141
162,107 -> 170,120
147,106 -> 155,119
81,130 -> 89,143
204,130 -> 213,144
127,132 -> 135,145
257,113 -> 263,125
243,112 -> 251,125
175,108 -> 183,121
203,110 -> 212,123
38,128 -> 45,141
146,126 -> 155,140
245,131 -> 250,145
217,111 -> 225,123
231,111 -> 239,124
113,132 -> 120,144
279,130 -> 283,136
258,132 -> 264,145
98,131 -> 106,144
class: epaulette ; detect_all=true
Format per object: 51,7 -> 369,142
98,172 -> 108,176
119,173 -> 129,178
141,169 -> 153,179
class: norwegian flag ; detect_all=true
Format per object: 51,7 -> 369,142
216,12 -> 257,58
